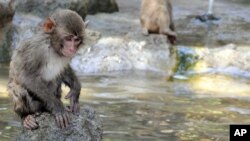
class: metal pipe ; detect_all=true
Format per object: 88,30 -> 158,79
208,0 -> 214,15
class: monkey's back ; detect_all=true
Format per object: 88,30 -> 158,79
9,34 -> 51,82
140,0 -> 171,32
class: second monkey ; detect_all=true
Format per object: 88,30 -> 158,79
140,0 -> 177,44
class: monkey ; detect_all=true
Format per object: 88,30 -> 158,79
7,9 -> 87,130
140,0 -> 177,44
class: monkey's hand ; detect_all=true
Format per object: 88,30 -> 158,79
65,90 -> 80,114
55,110 -> 70,129
23,115 -> 38,130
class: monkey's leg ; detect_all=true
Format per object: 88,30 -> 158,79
8,81 -> 40,129
158,12 -> 177,37
159,27 -> 177,44
142,27 -> 149,35
16,94 -> 40,130
158,17 -> 177,44
168,35 -> 177,44
170,21 -> 175,32
168,23 -> 177,44
160,29 -> 177,37
140,16 -> 150,36
159,26 -> 177,38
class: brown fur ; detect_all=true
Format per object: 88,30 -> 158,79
8,9 -> 86,129
140,0 -> 177,44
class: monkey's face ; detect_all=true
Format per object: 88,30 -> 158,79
43,9 -> 86,58
60,35 -> 82,58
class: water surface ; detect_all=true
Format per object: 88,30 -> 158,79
1,67 -> 250,141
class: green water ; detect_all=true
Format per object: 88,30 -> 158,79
0,67 -> 250,141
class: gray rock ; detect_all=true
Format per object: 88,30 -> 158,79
71,13 -> 176,76
11,13 -> 42,49
0,0 -> 15,62
15,0 -> 88,18
16,107 -> 103,141
11,0 -> 119,49
175,44 -> 250,78
202,44 -> 250,77
86,0 -> 119,14
15,0 -> 119,18
0,0 -> 15,27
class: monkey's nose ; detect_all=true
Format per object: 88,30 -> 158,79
69,48 -> 75,53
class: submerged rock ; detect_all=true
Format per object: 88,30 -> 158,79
16,107 -> 103,141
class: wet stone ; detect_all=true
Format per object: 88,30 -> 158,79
16,107 -> 103,141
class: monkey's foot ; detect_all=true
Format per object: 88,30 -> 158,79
23,115 -> 38,130
168,35 -> 177,45
196,14 -> 220,22
142,28 -> 149,36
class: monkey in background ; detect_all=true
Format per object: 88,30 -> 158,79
8,9 -> 87,130
140,0 -> 177,44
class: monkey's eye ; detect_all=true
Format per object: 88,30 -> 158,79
74,38 -> 81,42
64,36 -> 73,41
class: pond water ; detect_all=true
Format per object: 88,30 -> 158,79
0,65 -> 250,141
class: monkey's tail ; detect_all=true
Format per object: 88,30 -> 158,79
160,29 -> 177,44
160,29 -> 177,38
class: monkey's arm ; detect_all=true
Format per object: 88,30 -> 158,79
11,39 -> 65,114
62,66 -> 81,114
21,74 -> 65,114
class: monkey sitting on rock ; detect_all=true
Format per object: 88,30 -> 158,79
8,9 -> 88,130
140,0 -> 177,44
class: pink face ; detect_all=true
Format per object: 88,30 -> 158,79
61,35 -> 82,57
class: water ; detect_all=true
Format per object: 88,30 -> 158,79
1,67 -> 250,141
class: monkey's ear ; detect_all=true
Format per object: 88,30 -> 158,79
43,18 -> 56,33
84,20 -> 89,28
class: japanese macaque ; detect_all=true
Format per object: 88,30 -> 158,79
7,9 -> 87,130
140,0 -> 177,44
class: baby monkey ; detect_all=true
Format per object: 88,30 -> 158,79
8,9 -> 87,130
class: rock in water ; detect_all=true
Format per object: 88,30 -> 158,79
16,107 -> 103,141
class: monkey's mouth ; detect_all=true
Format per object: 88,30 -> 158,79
61,49 -> 76,58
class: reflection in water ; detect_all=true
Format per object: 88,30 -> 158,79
0,69 -> 250,141
189,74 -> 250,97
